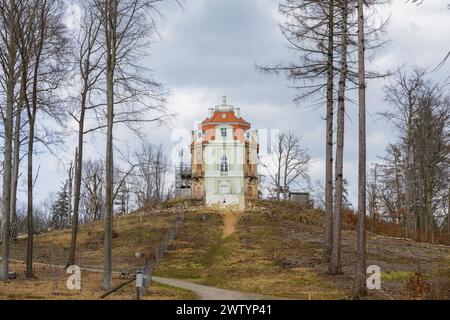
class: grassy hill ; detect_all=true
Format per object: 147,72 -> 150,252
1,199 -> 449,299
155,200 -> 450,300
1,206 -> 195,299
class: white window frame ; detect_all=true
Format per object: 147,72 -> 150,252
220,128 -> 227,138
220,155 -> 228,175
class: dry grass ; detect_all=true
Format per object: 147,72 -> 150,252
155,205 -> 344,299
0,261 -> 195,300
1,207 -> 196,300
8,209 -> 178,272
156,200 -> 450,300
2,200 -> 449,300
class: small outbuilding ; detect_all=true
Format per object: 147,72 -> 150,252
288,192 -> 313,208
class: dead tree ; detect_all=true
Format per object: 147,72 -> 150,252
256,0 -> 387,263
324,0 -> 335,264
330,0 -> 349,276
354,0 -> 368,296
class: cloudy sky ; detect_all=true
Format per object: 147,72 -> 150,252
31,0 -> 450,207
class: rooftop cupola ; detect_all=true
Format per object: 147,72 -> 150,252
215,95 -> 233,112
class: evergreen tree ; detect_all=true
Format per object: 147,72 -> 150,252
51,181 -> 70,229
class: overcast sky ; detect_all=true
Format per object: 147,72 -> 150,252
30,0 -> 450,208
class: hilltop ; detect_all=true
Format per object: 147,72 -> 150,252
1,199 -> 449,299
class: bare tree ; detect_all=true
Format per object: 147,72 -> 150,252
92,0 -> 169,290
10,1 -> 37,242
367,163 -> 380,232
25,0 -> 68,277
132,142 -> 170,207
81,159 -> 105,222
383,69 -> 424,236
354,0 -> 368,296
329,0 -> 349,276
68,159 -> 74,227
324,0 -> 335,264
262,131 -> 311,200
67,1 -> 104,267
257,0 -> 388,264
382,70 -> 449,241
0,0 -> 19,280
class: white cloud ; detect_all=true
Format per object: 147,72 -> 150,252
12,0 -> 449,209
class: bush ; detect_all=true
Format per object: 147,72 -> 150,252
405,273 -> 430,300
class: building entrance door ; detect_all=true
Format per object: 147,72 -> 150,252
219,182 -> 230,195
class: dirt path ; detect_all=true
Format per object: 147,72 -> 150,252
221,211 -> 238,238
152,276 -> 268,300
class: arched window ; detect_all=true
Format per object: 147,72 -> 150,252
220,155 -> 228,175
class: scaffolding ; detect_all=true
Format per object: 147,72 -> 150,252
175,163 -> 192,198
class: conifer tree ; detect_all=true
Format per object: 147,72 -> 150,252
51,181 -> 70,230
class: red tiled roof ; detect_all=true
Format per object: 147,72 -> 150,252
202,111 -> 250,126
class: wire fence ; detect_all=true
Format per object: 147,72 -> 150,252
102,209 -> 185,299
1,209 -> 186,299
144,210 -> 184,284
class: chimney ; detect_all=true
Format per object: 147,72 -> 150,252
208,107 -> 214,117
234,107 -> 240,118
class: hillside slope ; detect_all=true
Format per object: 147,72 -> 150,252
1,200 -> 449,300
0,207 -> 194,299
155,201 -> 450,300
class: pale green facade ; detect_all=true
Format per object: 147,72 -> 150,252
204,124 -> 245,205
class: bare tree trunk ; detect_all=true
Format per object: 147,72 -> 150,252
26,8 -> 46,276
324,0 -> 334,263
0,0 -> 17,281
67,2 -> 102,265
26,114 -> 35,278
405,105 -> 415,235
68,128 -> 83,266
329,0 -> 348,276
102,0 -> 117,291
353,0 -> 368,296
276,136 -> 283,200
11,54 -> 28,241
447,188 -> 450,239
372,163 -> 378,232
67,148 -> 79,266
283,149 -> 289,200
68,160 -> 73,228
26,8 -> 46,277
11,99 -> 22,242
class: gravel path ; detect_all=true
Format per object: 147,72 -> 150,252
152,276 -> 268,300
5,258 -> 268,300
